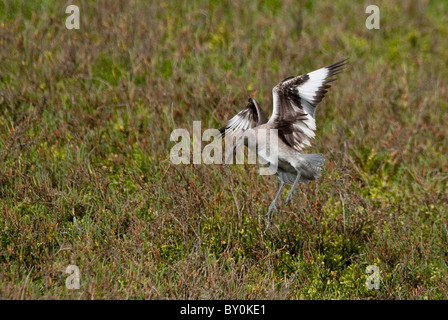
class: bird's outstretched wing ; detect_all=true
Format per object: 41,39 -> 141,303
219,97 -> 268,137
268,59 -> 347,151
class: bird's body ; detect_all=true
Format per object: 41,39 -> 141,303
242,124 -> 317,177
220,60 -> 346,215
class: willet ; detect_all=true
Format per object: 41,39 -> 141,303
220,60 -> 347,215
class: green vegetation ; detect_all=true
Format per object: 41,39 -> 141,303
0,0 -> 447,299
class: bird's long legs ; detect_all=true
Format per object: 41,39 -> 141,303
285,173 -> 301,205
266,182 -> 285,216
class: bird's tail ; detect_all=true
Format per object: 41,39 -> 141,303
276,154 -> 325,185
301,153 -> 325,178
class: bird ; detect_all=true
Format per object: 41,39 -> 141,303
219,59 -> 347,216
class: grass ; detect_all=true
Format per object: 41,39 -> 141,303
0,0 -> 447,299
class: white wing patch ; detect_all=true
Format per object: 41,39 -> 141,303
294,67 -> 330,117
224,110 -> 252,133
268,59 -> 347,152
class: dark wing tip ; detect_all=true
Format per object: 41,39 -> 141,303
306,59 -> 348,106
326,59 -> 349,78
281,75 -> 295,83
218,126 -> 227,138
